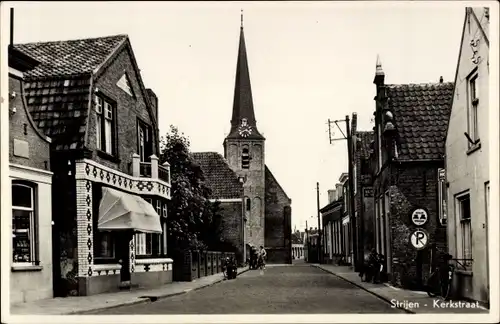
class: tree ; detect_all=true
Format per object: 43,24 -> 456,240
159,125 -> 224,253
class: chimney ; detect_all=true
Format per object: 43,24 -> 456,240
327,189 -> 336,203
146,88 -> 159,122
335,183 -> 343,200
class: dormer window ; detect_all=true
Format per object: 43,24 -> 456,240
117,73 -> 134,97
242,148 -> 250,169
94,95 -> 116,156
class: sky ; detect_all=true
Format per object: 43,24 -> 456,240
5,1 -> 467,232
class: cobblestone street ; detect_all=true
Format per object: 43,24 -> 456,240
88,264 -> 404,314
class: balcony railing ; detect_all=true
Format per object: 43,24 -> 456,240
140,162 -> 152,178
132,154 -> 171,185
158,164 -> 170,183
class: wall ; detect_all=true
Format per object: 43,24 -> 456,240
8,74 -> 51,170
385,164 -> 447,289
10,166 -> 53,303
445,7 -> 489,304
264,168 -> 292,263
218,201 -> 244,263
87,44 -> 158,175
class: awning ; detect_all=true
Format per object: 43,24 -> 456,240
98,187 -> 162,234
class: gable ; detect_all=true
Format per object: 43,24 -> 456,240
116,73 -> 135,97
386,82 -> 454,161
265,165 -> 291,204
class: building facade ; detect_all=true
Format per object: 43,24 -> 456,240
13,35 -> 172,297
9,46 -> 54,304
369,57 -> 453,289
445,7 -> 490,305
320,187 -> 345,265
350,117 -> 376,264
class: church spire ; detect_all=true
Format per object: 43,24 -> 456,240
226,12 -> 264,140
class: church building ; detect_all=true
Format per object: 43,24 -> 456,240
193,15 -> 292,264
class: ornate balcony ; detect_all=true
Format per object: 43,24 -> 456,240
133,154 -> 171,186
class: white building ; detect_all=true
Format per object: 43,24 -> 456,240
445,7 -> 490,306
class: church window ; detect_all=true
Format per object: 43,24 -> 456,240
246,197 -> 251,211
242,148 -> 250,169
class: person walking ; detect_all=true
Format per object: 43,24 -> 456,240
259,245 -> 267,269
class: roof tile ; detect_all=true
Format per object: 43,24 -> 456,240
14,35 -> 127,150
191,152 -> 243,200
13,35 -> 127,79
386,82 -> 454,161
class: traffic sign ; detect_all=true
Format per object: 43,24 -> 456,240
409,229 -> 429,250
411,208 -> 428,226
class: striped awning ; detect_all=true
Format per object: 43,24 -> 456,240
97,187 -> 162,234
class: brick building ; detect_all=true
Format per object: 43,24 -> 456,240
196,18 -> 292,264
8,45 -> 54,304
320,186 -> 345,265
191,152 -> 245,263
445,7 -> 490,305
369,57 -> 453,289
13,34 -> 172,297
348,123 -> 376,265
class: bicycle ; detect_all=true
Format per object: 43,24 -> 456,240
426,255 -> 470,300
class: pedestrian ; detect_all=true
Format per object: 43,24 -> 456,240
259,245 -> 267,269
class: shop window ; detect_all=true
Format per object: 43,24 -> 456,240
12,181 -> 38,264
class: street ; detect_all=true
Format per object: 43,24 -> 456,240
88,264 -> 405,314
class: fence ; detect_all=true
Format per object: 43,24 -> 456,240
172,250 -> 236,282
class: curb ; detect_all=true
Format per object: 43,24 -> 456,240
312,264 -> 415,314
71,268 -> 250,315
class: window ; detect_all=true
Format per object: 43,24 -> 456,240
12,182 -> 38,264
93,185 -> 115,262
94,95 -> 116,155
245,197 -> 251,212
95,232 -> 114,259
438,168 -> 447,226
135,198 -> 168,257
456,193 -> 472,269
117,73 -> 134,97
137,120 -> 153,162
467,73 -> 480,146
242,148 -> 250,169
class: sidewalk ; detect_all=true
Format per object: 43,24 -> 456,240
11,267 -> 248,315
313,264 -> 489,314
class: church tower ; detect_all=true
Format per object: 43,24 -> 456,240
224,12 -> 266,249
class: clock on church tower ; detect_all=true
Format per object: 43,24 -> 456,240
238,118 -> 253,138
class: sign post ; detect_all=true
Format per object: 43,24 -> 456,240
411,208 -> 428,226
409,229 -> 429,250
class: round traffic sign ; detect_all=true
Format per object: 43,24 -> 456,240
409,229 -> 429,250
411,208 -> 428,226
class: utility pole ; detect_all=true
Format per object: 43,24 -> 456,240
316,182 -> 321,264
327,115 -> 359,272
345,115 -> 358,272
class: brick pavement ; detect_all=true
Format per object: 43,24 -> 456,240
10,267 -> 248,315
87,263 -> 405,314
313,264 -> 489,314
